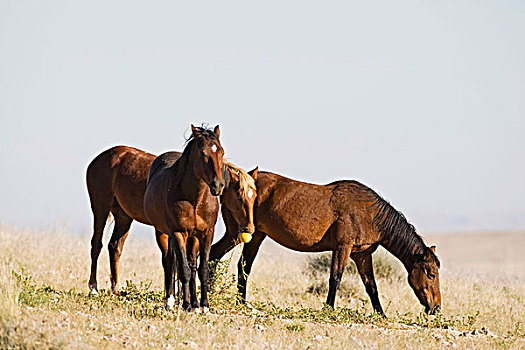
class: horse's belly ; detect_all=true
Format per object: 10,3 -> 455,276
258,212 -> 333,250
116,196 -> 150,224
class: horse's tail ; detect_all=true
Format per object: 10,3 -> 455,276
86,147 -> 122,224
167,235 -> 180,299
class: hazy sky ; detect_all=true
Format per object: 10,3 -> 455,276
1,1 -> 524,237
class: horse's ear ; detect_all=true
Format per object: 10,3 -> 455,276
423,247 -> 434,262
429,245 -> 436,253
191,124 -> 201,138
214,125 -> 220,138
248,166 -> 259,180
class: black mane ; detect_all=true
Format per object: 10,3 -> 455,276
147,126 -> 218,183
173,125 -> 218,178
362,185 -> 440,267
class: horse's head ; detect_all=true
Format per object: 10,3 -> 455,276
221,165 -> 258,235
190,124 -> 225,196
408,245 -> 441,314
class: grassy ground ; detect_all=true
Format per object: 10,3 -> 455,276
1,224 -> 524,349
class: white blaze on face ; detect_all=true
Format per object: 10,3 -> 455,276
211,144 -> 217,153
247,188 -> 254,199
166,295 -> 175,309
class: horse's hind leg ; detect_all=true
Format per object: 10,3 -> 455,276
163,235 -> 178,310
88,203 -> 111,294
197,228 -> 215,312
155,230 -> 177,300
351,249 -> 384,316
171,232 -> 191,311
326,245 -> 351,308
108,202 -> 133,296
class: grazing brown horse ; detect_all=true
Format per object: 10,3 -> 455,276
210,171 -> 441,315
86,142 -> 257,298
143,125 -> 228,312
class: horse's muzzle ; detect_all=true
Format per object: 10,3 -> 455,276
210,179 -> 225,196
240,224 -> 255,235
425,305 -> 440,315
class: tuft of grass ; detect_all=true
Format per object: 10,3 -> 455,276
248,301 -> 387,326
285,323 -> 305,332
122,280 -> 167,320
0,261 -> 21,349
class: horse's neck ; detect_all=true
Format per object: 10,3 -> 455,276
380,231 -> 425,271
170,157 -> 206,203
254,172 -> 279,205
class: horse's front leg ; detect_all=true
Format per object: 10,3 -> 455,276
198,228 -> 215,311
171,232 -> 191,311
351,251 -> 385,316
237,231 -> 267,303
187,237 -> 200,310
155,230 -> 177,298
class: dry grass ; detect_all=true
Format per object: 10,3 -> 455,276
1,224 -> 524,349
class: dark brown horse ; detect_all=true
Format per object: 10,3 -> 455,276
86,142 -> 257,299
144,125 -> 238,312
210,171 -> 441,315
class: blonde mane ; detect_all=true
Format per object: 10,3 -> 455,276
224,161 -> 256,198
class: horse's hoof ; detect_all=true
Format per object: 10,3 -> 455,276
202,307 -> 210,314
194,307 -> 202,314
88,282 -> 98,295
165,295 -> 176,311
179,299 -> 192,312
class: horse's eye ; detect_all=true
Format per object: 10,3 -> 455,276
427,273 -> 435,280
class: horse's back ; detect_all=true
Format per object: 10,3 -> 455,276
254,171 -> 380,250
86,146 -> 144,201
253,171 -> 337,250
144,151 -> 183,233
147,151 -> 183,184
87,146 -> 154,180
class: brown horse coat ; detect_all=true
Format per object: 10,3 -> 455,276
87,145 -> 257,297
86,146 -> 163,293
211,171 -> 441,315
144,125 -> 226,311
